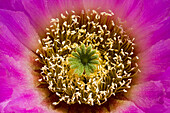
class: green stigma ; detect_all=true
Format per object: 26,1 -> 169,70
68,44 -> 100,76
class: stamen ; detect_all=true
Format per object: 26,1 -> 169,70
35,9 -> 139,106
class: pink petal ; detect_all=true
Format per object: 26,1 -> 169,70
0,71 -> 13,102
12,0 -> 84,33
3,92 -> 44,113
0,40 -> 38,105
21,0 -> 52,33
0,20 -> 38,91
137,39 -> 170,83
161,80 -> 170,99
0,0 -> 13,10
0,53 -> 58,112
115,0 -> 169,52
0,9 -> 40,51
83,0 -> 111,11
0,22 -> 30,58
109,100 -> 144,113
82,0 -> 169,53
46,0 -> 84,19
164,98 -> 170,113
2,90 -> 63,113
125,81 -> 165,113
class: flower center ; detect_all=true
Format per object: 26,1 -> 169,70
69,44 -> 99,76
35,9 -> 140,106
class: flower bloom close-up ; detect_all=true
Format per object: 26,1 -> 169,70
0,0 -> 170,113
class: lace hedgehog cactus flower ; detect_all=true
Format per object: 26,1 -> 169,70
0,0 -> 170,113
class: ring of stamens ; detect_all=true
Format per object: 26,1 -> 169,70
35,9 -> 140,106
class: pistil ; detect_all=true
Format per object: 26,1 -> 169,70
69,43 -> 99,76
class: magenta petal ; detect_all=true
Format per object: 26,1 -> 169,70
0,0 -> 13,10
125,81 -> 165,113
0,21 -> 36,88
149,17 -> 170,46
83,0 -> 111,11
0,84 -> 12,102
110,100 -> 144,113
11,0 -> 51,32
0,68 -> 13,102
137,39 -> 170,82
3,93 -> 43,113
109,0 -> 170,52
138,0 -> 169,25
150,67 -> 170,82
161,80 -> 170,99
45,0 -> 61,17
47,0 -> 84,17
0,105 -> 2,112
133,17 -> 170,53
0,22 -> 30,58
0,55 -> 24,85
164,98 -> 170,113
2,91 -> 57,113
0,49 -> 37,97
21,0 -> 52,32
0,9 -> 40,51
0,53 -> 46,112
12,0 -> 84,32
57,0 -> 84,11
